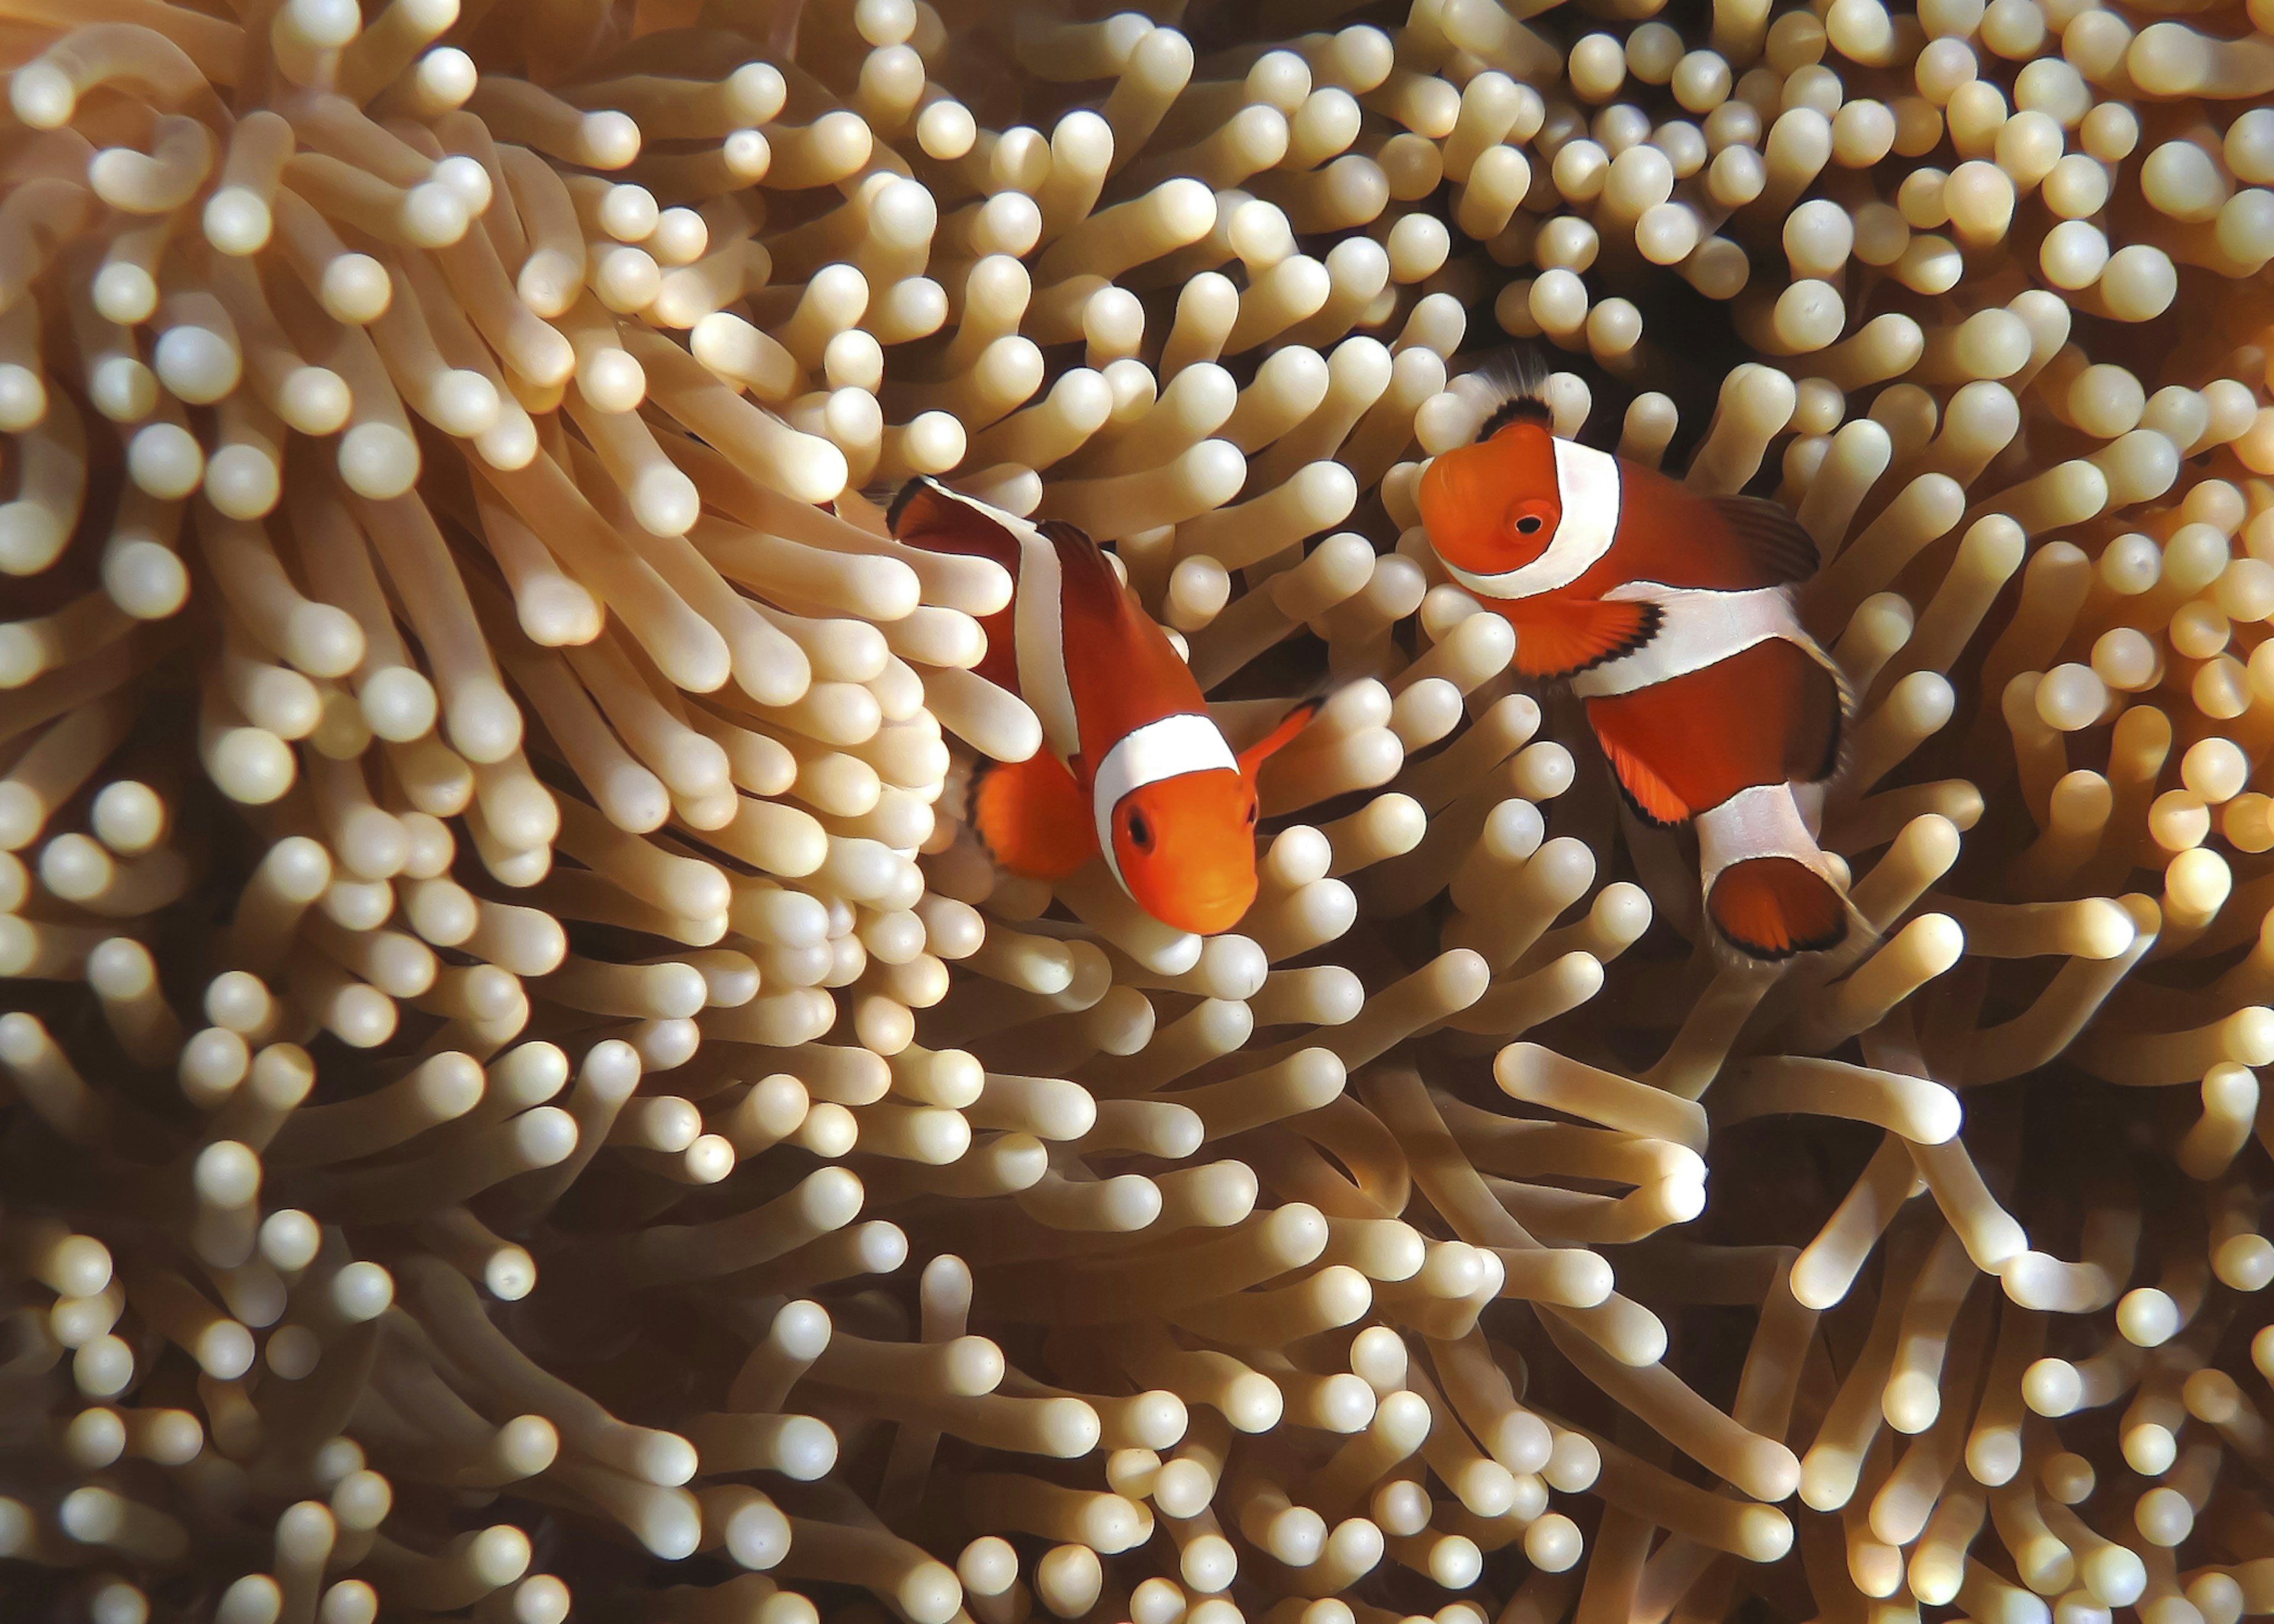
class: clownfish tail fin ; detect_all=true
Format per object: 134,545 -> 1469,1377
1697,783 -> 1851,960
1706,857 -> 1849,960
1458,349 -> 1556,442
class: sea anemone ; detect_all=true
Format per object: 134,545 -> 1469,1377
1,0 -> 2271,1621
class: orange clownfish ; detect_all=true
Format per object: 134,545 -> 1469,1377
889,477 -> 1313,936
1418,387 -> 1852,960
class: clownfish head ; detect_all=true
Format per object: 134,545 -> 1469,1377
1110,768 -> 1260,935
1418,414 -> 1565,580
1101,703 -> 1318,936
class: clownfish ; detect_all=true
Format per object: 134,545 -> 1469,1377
1418,383 -> 1852,960
889,477 -> 1313,937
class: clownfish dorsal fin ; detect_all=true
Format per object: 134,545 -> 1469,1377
1035,517 -> 1127,599
1035,517 -> 1095,551
1507,599 -> 1662,681
1237,700 -> 1319,779
1463,349 -> 1556,442
1790,643 -> 1846,784
1478,393 -> 1554,440
887,475 -> 1025,574
1704,494 -> 1822,586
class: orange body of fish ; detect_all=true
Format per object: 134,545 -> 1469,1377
889,478 -> 1311,937
1418,395 -> 1852,959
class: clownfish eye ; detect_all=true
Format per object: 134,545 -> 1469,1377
1505,498 -> 1556,543
1126,810 -> 1154,851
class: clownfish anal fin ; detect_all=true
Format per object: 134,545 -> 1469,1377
1598,734 -> 1691,826
1707,496 -> 1822,586
970,751 -> 1097,880
1708,856 -> 1848,959
1509,599 -> 1662,680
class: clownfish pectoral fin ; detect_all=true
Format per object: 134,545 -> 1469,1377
1598,734 -> 1691,826
1706,496 -> 1823,586
969,751 -> 1097,880
1508,599 -> 1663,680
1707,856 -> 1849,959
1238,700 -> 1321,779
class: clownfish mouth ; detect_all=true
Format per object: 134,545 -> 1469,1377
1144,883 -> 1255,937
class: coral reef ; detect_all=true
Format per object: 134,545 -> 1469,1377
0,0 -> 2271,1620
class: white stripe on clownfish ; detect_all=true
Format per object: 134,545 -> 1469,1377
1697,782 -> 1842,895
1571,584 -> 1797,699
1089,712 -> 1240,890
905,480 -> 1083,761
1010,529 -> 1077,759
